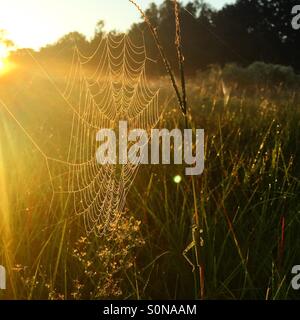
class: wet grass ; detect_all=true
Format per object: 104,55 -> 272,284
0,67 -> 300,299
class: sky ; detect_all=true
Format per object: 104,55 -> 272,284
0,0 -> 234,49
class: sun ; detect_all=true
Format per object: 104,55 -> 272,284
0,43 -> 9,74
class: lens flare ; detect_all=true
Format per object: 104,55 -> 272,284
173,175 -> 182,184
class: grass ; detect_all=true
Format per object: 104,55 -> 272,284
0,61 -> 300,300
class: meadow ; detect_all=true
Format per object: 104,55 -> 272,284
0,59 -> 300,300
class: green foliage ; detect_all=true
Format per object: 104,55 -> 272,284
222,62 -> 300,87
1,0 -> 300,301
0,68 -> 299,300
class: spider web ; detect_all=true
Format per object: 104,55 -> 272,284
62,33 -> 161,236
1,33 -> 163,237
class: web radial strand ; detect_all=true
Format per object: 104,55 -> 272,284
53,34 -> 162,236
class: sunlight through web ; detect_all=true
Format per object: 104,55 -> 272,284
1,33 -> 163,237
57,34 -> 161,236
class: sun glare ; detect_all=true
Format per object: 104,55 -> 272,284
0,43 -> 10,75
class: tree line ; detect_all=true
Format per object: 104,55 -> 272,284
11,0 -> 300,76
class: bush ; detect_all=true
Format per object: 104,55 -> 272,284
222,62 -> 300,87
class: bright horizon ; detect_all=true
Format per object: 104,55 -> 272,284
0,0 -> 234,50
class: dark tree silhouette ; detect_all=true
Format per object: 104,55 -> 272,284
14,0 -> 300,76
